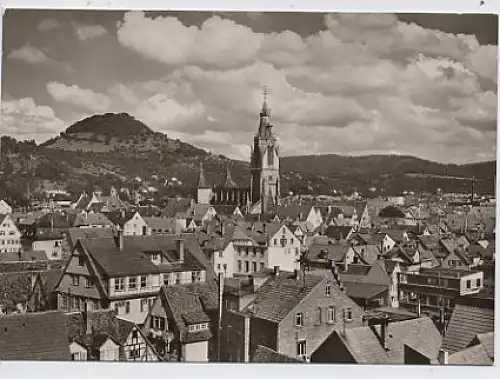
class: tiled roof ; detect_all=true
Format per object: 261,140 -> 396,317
307,243 -> 350,262
80,234 -> 208,277
342,282 -> 388,300
352,245 -> 381,265
473,332 -> 494,360
247,271 -> 324,323
325,225 -> 353,240
73,212 -> 114,227
105,211 -> 136,227
343,264 -> 371,276
66,226 -> 115,252
143,216 -> 175,230
448,344 -> 493,365
441,304 -> 495,354
341,317 -> 442,364
161,282 -> 218,343
252,345 -> 304,363
0,311 -> 71,360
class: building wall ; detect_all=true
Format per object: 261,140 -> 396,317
122,328 -> 159,362
69,341 -> 88,361
184,340 -> 209,362
99,338 -> 120,361
277,281 -> 364,359
0,215 -> 22,254
307,209 -> 323,231
0,200 -> 13,214
111,296 -> 156,324
249,317 -> 278,358
459,272 -> 484,295
197,188 -> 213,205
222,311 -> 250,362
267,225 -> 301,272
33,239 -> 63,260
214,242 -> 236,278
124,213 -> 148,236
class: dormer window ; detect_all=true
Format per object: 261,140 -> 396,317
188,323 -> 209,332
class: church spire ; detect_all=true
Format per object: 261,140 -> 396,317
224,164 -> 237,188
260,85 -> 270,117
198,162 -> 209,189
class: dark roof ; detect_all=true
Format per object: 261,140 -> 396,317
343,264 -> 371,276
441,304 -> 495,354
0,311 -> 71,360
161,282 -> 218,343
79,234 -> 209,277
342,282 -> 388,300
252,345 -> 304,363
325,225 -> 353,240
307,243 -> 350,262
247,271 -> 324,323
66,226 -> 115,252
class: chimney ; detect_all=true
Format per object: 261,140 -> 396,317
121,209 -> 125,218
177,238 -> 185,262
118,229 -> 124,252
438,349 -> 449,365
273,266 -> 280,277
344,259 -> 348,272
381,315 -> 389,350
221,222 -> 226,236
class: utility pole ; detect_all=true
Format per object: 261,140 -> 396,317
217,272 -> 224,362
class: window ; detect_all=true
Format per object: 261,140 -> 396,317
245,261 -> 249,273
72,275 -> 79,286
129,349 -> 140,360
140,298 -> 148,312
132,330 -> 138,340
260,262 -> 265,270
217,264 -> 221,270
163,275 -> 170,286
85,277 -> 93,288
129,277 -> 137,290
192,271 -> 201,283
327,306 -> 335,323
325,285 -> 331,296
140,276 -> 147,288
219,251 -> 223,258
476,278 -> 481,287
115,278 -> 124,292
345,307 -> 352,321
78,256 -> 84,266
466,280 -> 471,289
290,238 -> 294,244
175,274 -> 180,285
252,261 -> 257,272
295,312 -> 303,327
267,146 -> 274,166
151,316 -> 166,330
223,264 -> 227,272
274,239 -> 277,245
237,260 -> 242,272
125,301 -> 131,314
316,307 -> 322,324
296,340 -> 307,357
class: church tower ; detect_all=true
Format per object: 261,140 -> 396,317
250,87 -> 280,213
197,162 -> 213,204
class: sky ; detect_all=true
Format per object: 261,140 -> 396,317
1,10 -> 498,164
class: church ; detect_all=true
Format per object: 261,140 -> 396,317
196,90 -> 281,215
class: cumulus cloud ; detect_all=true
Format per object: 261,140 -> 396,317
1,98 -> 65,140
46,82 -> 111,112
8,46 -> 53,65
10,12 -> 493,164
72,22 -> 108,41
38,18 -> 60,31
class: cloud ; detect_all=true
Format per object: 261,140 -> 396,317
38,18 -> 60,32
1,98 -> 65,141
72,22 -> 108,41
8,46 -> 53,65
46,82 -> 111,112
117,12 -> 263,69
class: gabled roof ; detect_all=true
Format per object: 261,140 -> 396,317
325,225 -> 353,240
66,226 -> 116,252
448,343 -> 493,365
0,311 -> 71,360
161,282 -> 218,343
307,243 -> 350,262
246,271 -> 324,323
336,317 -> 441,364
441,304 -> 495,354
142,216 -> 175,230
73,212 -> 114,227
473,332 -> 494,360
252,345 -> 304,363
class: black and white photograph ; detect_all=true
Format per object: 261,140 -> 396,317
0,8 -> 496,366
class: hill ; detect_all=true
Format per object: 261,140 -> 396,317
0,112 -> 496,205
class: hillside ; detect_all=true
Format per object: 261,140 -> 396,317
0,112 -> 496,205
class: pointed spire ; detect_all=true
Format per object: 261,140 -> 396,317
198,162 -> 210,188
224,164 -> 237,188
260,85 -> 270,117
